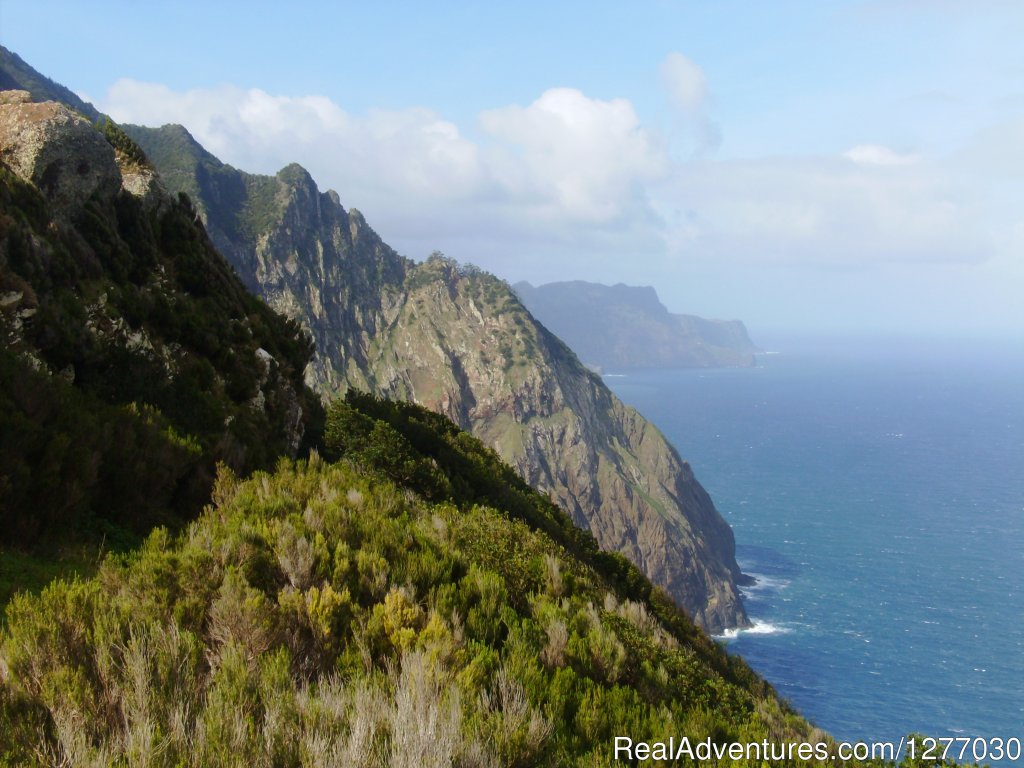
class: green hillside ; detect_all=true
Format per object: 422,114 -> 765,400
0,394 -> 832,767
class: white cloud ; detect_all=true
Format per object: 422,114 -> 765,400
103,79 -> 484,200
101,75 -> 999,288
843,143 -> 921,166
659,52 -> 721,155
479,88 -> 667,222
660,52 -> 709,112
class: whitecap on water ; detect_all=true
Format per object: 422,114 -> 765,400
740,573 -> 791,596
714,619 -> 790,641
745,620 -> 789,635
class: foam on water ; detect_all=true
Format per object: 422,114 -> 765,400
715,619 -> 789,642
739,572 -> 791,595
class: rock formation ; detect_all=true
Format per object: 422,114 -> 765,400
0,92 -> 119,216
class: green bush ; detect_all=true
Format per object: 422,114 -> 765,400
0,445 -> 839,765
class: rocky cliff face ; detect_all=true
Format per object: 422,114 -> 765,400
514,280 -> 759,371
363,259 -> 748,630
125,123 -> 749,632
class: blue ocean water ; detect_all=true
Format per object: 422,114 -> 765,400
605,338 -> 1024,762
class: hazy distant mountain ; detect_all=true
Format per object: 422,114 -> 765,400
514,281 -> 758,371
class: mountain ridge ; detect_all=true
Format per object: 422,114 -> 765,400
123,121 -> 751,632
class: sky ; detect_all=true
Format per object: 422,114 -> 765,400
2,0 -> 1023,339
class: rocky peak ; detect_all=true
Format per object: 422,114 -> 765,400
0,89 -> 30,105
116,159 -> 165,209
277,162 -> 317,193
0,91 -> 165,215
0,92 -> 120,216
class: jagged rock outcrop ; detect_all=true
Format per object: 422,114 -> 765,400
126,123 -> 750,631
0,93 -> 120,216
514,280 -> 759,370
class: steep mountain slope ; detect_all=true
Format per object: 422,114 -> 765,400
0,46 -> 99,121
514,280 -> 759,370
0,394 -> 827,766
125,123 -> 750,632
0,91 -> 319,549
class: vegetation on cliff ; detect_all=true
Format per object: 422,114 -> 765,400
0,97 -> 321,561
0,393 -> 826,767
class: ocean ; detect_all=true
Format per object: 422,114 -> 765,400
605,338 -> 1024,764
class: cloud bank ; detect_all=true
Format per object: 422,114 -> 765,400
103,77 -> 668,267
659,154 -> 989,266
100,52 -> 1000,293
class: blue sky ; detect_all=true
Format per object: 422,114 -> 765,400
3,1 -> 1023,339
